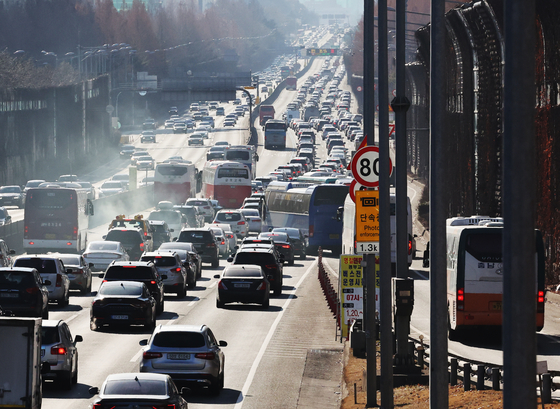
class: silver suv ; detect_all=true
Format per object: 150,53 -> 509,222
13,255 -> 71,306
212,210 -> 249,238
41,319 -> 83,389
139,324 -> 227,395
140,251 -> 188,298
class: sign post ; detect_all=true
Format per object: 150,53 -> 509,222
355,190 -> 380,253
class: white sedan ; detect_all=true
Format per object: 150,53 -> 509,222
98,181 -> 125,197
83,241 -> 130,272
240,208 -> 262,233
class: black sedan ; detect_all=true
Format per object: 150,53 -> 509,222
271,227 -> 308,260
257,232 -> 295,265
214,265 -> 270,308
90,281 -> 157,331
89,372 -> 188,409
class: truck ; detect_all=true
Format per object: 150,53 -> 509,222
0,317 -> 43,409
259,105 -> 275,126
302,105 -> 321,121
285,76 -> 297,90
283,109 -> 300,126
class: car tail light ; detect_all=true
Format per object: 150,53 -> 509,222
55,275 -> 62,287
537,290 -> 545,313
237,221 -> 245,225
73,226 -> 78,239
195,352 -> 216,360
265,265 -> 277,271
213,221 -> 219,224
172,267 -> 181,273
140,243 -> 145,250
51,344 -> 67,355
204,206 -> 211,209
142,351 -> 163,359
457,288 -> 464,311
207,242 -> 216,247
26,287 -> 39,294
309,225 -> 314,237
221,240 -> 225,245
150,280 -> 156,285
282,244 -> 290,249
256,281 -> 266,291
218,281 -> 228,290
76,269 -> 84,275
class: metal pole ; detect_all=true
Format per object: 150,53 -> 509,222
503,0 -> 536,408
391,0 -> 410,280
429,0 -> 448,407
378,0 -> 394,407
364,0 -> 377,406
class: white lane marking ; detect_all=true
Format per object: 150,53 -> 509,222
234,260 -> 316,408
130,348 -> 144,363
208,281 -> 217,289
187,297 -> 200,307
412,269 -> 428,280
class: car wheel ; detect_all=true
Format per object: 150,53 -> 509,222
273,286 -> 281,297
212,257 -> 219,268
157,299 -> 164,315
42,306 -> 49,319
216,299 -> 224,309
209,372 -> 224,396
146,312 -> 156,331
90,320 -> 98,331
58,371 -> 73,390
300,251 -> 306,260
262,298 -> 270,309
177,285 -> 186,298
58,291 -> 69,307
72,358 -> 78,385
288,257 -> 295,266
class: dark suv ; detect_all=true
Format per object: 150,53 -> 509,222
104,228 -> 153,260
0,267 -> 50,318
177,228 -> 219,268
101,261 -> 166,314
228,247 -> 284,296
140,252 -> 188,298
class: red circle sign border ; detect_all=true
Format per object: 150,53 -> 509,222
350,146 -> 393,187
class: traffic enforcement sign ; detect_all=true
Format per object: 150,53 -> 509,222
356,86 -> 362,92
355,190 -> 379,252
350,146 -> 393,187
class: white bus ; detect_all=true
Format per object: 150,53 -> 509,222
154,162 -> 197,205
341,190 -> 412,268
201,161 -> 252,209
446,216 -> 545,337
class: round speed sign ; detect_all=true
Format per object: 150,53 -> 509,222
350,146 -> 393,187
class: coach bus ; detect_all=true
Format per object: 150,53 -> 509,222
154,162 -> 197,204
224,145 -> 257,179
264,119 -> 287,150
202,161 -> 252,208
446,216 -> 545,338
265,182 -> 348,255
340,191 -> 413,269
24,187 -> 93,253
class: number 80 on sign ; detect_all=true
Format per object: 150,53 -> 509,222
350,146 -> 393,187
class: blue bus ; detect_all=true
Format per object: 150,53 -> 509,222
264,182 -> 349,254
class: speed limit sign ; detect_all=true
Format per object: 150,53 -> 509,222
350,146 -> 393,187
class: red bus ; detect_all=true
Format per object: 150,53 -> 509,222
259,105 -> 275,126
154,162 -> 197,204
202,161 -> 252,209
24,187 -> 93,253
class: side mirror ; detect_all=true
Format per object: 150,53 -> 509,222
98,274 -> 104,279
180,387 -> 191,397
66,268 -> 72,274
227,257 -> 233,262
89,387 -> 100,395
213,274 -> 220,279
169,229 -> 174,232
218,340 -> 228,347
43,280 -> 52,286
74,335 -> 83,343
139,339 -> 148,346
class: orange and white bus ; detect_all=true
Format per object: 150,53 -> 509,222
446,216 -> 545,338
154,162 -> 197,205
202,161 -> 252,209
24,187 -> 93,253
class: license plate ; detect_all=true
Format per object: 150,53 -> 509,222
168,353 -> 190,360
490,302 -> 502,311
45,234 -> 56,239
329,234 -> 340,239
234,283 -> 250,289
111,315 -> 128,320
0,293 -> 18,298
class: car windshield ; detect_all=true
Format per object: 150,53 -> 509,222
99,283 -> 143,296
241,209 -> 260,217
105,266 -> 153,279
0,271 -> 36,288
104,379 -> 167,396
224,268 -> 262,278
41,326 -> 60,345
14,258 -> 57,273
178,231 -> 210,243
260,233 -> 289,242
152,331 -> 205,348
141,256 -> 176,267
216,212 -> 242,222
102,182 -> 123,189
186,200 -> 209,207
88,242 -> 119,251
105,231 -> 142,245
58,256 -> 80,265
273,228 -> 299,239
0,186 -> 20,193
235,252 -> 274,265
159,242 -> 194,252
148,211 -> 181,225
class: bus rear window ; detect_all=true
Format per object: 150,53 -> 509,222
156,165 -> 189,176
217,169 -> 249,179
265,122 -> 286,130
26,190 -> 74,209
465,233 -> 502,262
225,151 -> 250,161
313,186 -> 349,206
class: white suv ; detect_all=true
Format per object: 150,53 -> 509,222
185,198 -> 215,223
212,210 -> 249,239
